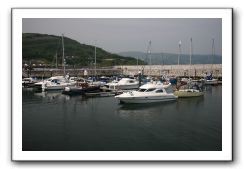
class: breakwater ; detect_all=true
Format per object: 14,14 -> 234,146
23,64 -> 222,78
115,64 -> 222,77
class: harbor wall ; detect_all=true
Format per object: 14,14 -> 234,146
115,64 -> 222,77
23,64 -> 222,78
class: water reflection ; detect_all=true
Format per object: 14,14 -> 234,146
22,85 -> 222,151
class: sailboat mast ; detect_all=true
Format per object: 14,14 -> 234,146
189,38 -> 193,78
62,34 -> 65,76
161,52 -> 164,76
148,40 -> 152,75
211,38 -> 215,72
55,52 -> 58,69
137,55 -> 139,72
178,40 -> 182,65
190,38 -> 192,65
95,45 -> 97,77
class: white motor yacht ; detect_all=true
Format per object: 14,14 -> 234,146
115,82 -> 177,103
34,76 -> 74,91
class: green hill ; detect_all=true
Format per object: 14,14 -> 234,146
22,33 -> 144,67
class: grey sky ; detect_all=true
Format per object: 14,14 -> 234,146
23,18 -> 222,55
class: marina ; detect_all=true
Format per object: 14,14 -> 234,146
20,17 -> 224,153
22,66 -> 222,151
22,38 -> 222,150
21,34 -> 223,151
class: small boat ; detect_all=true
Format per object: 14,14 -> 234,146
105,78 -> 139,90
174,89 -> 204,98
174,80 -> 204,98
62,85 -> 101,96
62,78 -> 101,96
33,76 -> 74,91
204,73 -> 218,85
102,80 -> 119,91
115,82 -> 177,104
22,77 -> 38,87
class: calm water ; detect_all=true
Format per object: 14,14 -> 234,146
22,86 -> 222,151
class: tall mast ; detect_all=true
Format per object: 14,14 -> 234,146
137,55 -> 139,72
137,56 -> 138,66
161,51 -> 164,76
94,44 -> 97,78
189,38 -> 193,78
190,38 -> 192,65
62,34 -> 65,76
148,40 -> 152,75
211,38 -> 215,72
178,40 -> 182,65
55,52 -> 58,69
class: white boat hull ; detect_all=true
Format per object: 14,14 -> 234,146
205,79 -> 218,85
115,82 -> 177,104
42,83 -> 74,91
44,85 -> 68,91
117,95 -> 177,103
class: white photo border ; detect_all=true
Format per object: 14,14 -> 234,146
12,8 -> 232,161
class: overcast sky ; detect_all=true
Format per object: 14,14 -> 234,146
23,18 -> 222,55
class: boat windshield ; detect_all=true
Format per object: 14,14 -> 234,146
138,88 -> 147,92
145,88 -> 156,92
165,87 -> 173,93
155,89 -> 164,93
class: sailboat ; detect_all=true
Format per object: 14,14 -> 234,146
204,38 -> 218,85
174,38 -> 204,98
87,43 -> 106,87
37,34 -> 75,91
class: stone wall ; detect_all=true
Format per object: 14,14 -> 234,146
114,64 -> 222,77
23,64 -> 222,78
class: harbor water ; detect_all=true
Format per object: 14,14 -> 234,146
22,85 -> 222,151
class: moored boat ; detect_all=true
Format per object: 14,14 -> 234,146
105,78 -> 139,90
33,75 -> 75,91
115,82 -> 177,104
174,89 -> 204,98
204,73 -> 218,85
22,77 -> 38,87
62,78 -> 101,96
